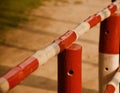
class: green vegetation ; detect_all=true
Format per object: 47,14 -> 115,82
0,0 -> 43,30
0,0 -> 43,41
45,0 -> 69,3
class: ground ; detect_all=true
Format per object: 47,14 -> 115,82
0,0 -> 110,93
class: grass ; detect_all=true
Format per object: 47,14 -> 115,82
0,0 -> 43,30
0,0 -> 43,41
44,0 -> 82,5
0,0 -> 44,34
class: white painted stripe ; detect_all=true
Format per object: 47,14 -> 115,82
98,8 -> 111,21
33,43 -> 60,65
73,22 -> 90,39
0,78 -> 9,93
99,53 -> 119,71
99,53 -> 119,93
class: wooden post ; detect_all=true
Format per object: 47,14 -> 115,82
99,13 -> 120,93
58,43 -> 82,93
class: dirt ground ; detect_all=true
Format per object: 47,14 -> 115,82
0,0 -> 111,93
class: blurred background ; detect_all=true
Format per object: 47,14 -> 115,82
0,0 -> 110,93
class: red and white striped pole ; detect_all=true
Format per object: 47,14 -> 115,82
0,1 -> 120,92
103,1 -> 118,93
58,43 -> 82,93
99,13 -> 120,93
104,67 -> 120,93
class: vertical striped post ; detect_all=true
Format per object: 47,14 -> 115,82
58,43 -> 82,93
99,13 -> 120,93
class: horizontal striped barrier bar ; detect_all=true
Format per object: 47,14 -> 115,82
0,0 -> 120,92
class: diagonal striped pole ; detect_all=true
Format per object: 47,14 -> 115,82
0,0 -> 120,92
104,67 -> 120,93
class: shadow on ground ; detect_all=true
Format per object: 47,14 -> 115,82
22,75 -> 57,91
0,65 -> 57,91
83,88 -> 98,93
0,0 -> 43,30
0,65 -> 98,92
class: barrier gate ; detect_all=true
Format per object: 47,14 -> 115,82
0,0 -> 120,93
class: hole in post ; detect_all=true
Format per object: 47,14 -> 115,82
105,30 -> 110,35
68,70 -> 74,76
105,67 -> 109,71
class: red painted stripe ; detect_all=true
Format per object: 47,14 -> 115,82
99,13 -> 120,54
85,3 -> 118,28
85,14 -> 101,28
54,30 -> 77,52
18,57 -> 39,78
104,85 -> 115,93
108,4 -> 117,14
3,57 -> 39,89
3,67 -> 22,89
